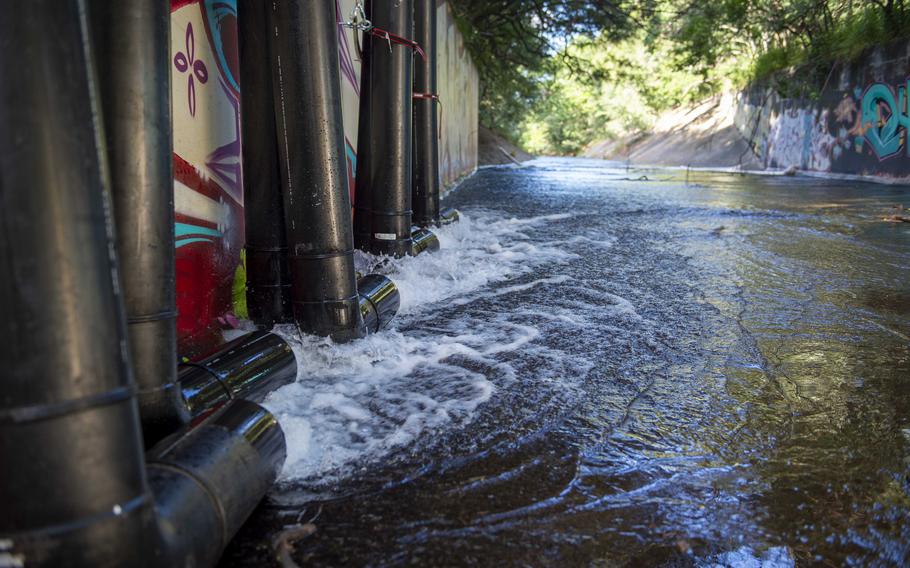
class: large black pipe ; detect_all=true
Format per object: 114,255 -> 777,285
239,0 -> 293,327
89,0 -> 189,445
0,3 -> 158,562
268,0 -> 366,341
179,331 -> 297,416
412,0 -> 441,227
148,399 -> 285,567
354,0 -> 416,258
0,5 -> 285,564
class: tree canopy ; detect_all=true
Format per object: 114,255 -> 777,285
448,0 -> 910,154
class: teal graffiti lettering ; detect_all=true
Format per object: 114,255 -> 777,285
861,82 -> 910,159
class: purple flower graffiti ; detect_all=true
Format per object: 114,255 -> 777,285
173,22 -> 209,117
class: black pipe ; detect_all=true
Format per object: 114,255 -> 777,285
412,0 -> 441,227
354,0 -> 416,258
439,206 -> 460,226
353,4 -> 374,254
268,0 -> 366,341
148,399 -> 285,567
239,0 -> 293,327
411,226 -> 440,255
357,275 -> 402,333
0,6 -> 285,564
179,331 -> 297,416
89,0 -> 189,446
0,3 -> 159,562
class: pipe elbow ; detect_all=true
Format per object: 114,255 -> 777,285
438,207 -> 459,226
410,227 -> 440,256
147,399 -> 286,567
358,274 -> 401,333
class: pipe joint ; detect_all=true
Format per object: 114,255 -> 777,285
287,251 -> 363,340
245,246 -> 292,326
370,236 -> 414,258
368,210 -> 414,257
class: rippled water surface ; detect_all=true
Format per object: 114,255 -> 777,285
223,159 -> 910,567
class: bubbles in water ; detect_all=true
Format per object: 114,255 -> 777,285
265,327 -> 501,484
264,210 -> 583,485
699,545 -> 795,568
355,210 -> 580,313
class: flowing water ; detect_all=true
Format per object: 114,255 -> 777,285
223,158 -> 910,567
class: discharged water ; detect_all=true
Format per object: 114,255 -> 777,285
223,158 -> 910,566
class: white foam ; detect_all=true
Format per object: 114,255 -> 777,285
452,275 -> 572,306
700,545 -> 794,567
354,210 -> 579,313
264,210 -> 582,486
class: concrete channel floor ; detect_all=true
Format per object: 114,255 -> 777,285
222,158 -> 910,567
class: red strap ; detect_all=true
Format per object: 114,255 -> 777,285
368,27 -> 427,62
413,93 -> 443,140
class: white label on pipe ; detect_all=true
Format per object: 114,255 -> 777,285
374,233 -> 397,241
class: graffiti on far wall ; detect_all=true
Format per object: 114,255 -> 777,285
861,81 -> 909,159
734,42 -> 910,178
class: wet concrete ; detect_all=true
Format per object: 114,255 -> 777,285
223,158 -> 910,567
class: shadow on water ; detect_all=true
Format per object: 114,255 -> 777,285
222,158 -> 910,567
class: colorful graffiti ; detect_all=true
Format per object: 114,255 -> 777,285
337,0 -> 362,200
173,22 -> 209,117
861,81 -> 909,159
733,41 -> 910,178
171,0 -> 244,356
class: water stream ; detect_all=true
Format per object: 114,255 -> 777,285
224,158 -> 910,566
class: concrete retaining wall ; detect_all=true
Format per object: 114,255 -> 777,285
434,0 -> 480,186
734,40 -> 910,180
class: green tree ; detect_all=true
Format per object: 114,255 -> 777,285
449,0 -> 647,138
449,0 -> 910,152
519,31 -> 704,154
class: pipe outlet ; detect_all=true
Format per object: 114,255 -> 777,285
410,227 -> 441,256
179,332 -> 297,416
148,399 -> 286,567
358,274 -> 401,333
438,207 -> 460,226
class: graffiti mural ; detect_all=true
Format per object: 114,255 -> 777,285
734,40 -> 910,179
171,0 -> 244,356
435,0 -> 480,188
337,0 -> 362,198
861,81 -> 910,159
